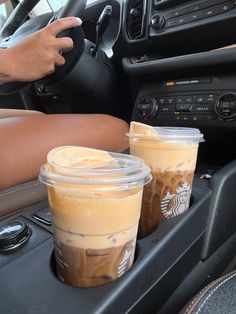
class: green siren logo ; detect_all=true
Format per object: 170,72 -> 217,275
161,182 -> 192,219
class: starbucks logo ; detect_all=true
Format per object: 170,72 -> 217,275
161,182 -> 191,219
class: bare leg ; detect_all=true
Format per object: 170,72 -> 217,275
0,108 -> 44,118
0,114 -> 129,189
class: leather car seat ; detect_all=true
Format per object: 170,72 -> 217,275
0,179 -> 47,219
180,270 -> 236,313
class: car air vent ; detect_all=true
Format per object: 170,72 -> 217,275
126,0 -> 146,40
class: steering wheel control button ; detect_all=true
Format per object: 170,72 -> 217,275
215,93 -> 236,120
0,221 -> 31,252
137,97 -> 158,119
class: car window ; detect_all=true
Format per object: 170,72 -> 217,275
0,0 -> 9,28
47,0 -> 67,11
0,2 -> 7,18
47,0 -> 99,11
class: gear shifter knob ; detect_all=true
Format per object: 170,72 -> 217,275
91,5 -> 112,57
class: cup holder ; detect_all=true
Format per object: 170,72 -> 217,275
49,238 -> 141,288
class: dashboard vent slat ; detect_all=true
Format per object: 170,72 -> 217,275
126,0 -> 146,40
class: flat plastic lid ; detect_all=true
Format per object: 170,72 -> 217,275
39,146 -> 152,189
127,126 -> 204,143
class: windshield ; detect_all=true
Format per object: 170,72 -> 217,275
47,0 -> 67,11
48,0 -> 97,11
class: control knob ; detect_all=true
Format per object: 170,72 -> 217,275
215,93 -> 236,120
0,220 -> 31,252
137,97 -> 158,119
151,14 -> 165,30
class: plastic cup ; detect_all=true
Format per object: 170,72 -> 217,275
127,123 -> 204,238
39,146 -> 151,287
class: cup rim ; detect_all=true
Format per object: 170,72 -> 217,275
127,126 -> 205,143
39,148 -> 152,189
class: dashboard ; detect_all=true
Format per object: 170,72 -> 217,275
113,0 -> 236,168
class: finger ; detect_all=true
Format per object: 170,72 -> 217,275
47,17 -> 82,36
55,37 -> 74,53
54,54 -> 66,67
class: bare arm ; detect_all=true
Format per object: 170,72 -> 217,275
0,16 -> 82,84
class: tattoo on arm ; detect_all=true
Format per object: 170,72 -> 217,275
0,72 -> 10,78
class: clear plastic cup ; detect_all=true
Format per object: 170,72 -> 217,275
127,123 -> 204,238
39,146 -> 151,287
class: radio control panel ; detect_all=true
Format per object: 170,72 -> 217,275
134,92 -> 236,123
150,0 -> 236,34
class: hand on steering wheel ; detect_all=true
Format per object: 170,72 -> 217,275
0,17 -> 82,83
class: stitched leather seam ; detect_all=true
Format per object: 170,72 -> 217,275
0,181 -> 41,198
196,272 -> 236,314
183,271 -> 236,313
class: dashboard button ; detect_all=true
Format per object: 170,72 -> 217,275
195,95 -> 207,103
157,97 -> 166,105
191,104 -> 213,112
166,97 -> 175,104
176,96 -> 194,104
33,207 -> 52,225
165,19 -> 176,28
157,97 -> 175,105
202,7 -> 219,18
216,1 -> 235,14
175,16 -> 190,26
200,114 -> 215,121
176,104 -> 192,111
165,10 -> 183,19
188,11 -> 204,22
156,115 -> 176,121
159,104 -> 175,113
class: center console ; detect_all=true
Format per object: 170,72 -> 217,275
1,163 -> 236,313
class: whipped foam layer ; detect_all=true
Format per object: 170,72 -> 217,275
44,146 -> 144,248
129,122 -> 199,172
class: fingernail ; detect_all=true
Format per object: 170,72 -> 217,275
76,17 -> 82,25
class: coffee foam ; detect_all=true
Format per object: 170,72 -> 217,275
129,122 -> 199,172
47,146 -> 117,172
48,187 -> 143,248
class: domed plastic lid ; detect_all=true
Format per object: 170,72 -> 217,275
39,146 -> 152,190
127,122 -> 204,143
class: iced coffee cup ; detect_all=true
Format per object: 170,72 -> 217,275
127,122 -> 204,238
39,146 -> 151,287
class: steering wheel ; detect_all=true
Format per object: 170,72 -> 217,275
0,0 -> 87,94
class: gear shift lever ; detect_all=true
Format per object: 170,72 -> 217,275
91,5 -> 112,57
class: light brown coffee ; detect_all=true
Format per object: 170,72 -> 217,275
138,170 -> 194,238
